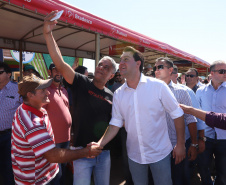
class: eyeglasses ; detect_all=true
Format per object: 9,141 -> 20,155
0,71 -> 5,75
212,69 -> 226,74
185,74 -> 196,78
97,63 -> 110,71
153,65 -> 169,72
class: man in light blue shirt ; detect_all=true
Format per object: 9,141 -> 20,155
196,60 -> 226,185
0,62 -> 21,185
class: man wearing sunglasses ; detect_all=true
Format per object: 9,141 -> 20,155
0,62 -> 22,185
196,60 -> 226,185
185,68 -> 200,93
155,57 -> 198,185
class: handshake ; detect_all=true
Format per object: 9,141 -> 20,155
86,142 -> 103,158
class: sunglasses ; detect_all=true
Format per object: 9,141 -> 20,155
0,71 -> 5,75
153,65 -> 169,72
185,74 -> 196,78
213,69 -> 226,74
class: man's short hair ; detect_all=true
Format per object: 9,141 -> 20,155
155,57 -> 174,68
186,68 -> 198,76
88,72 -> 94,79
123,46 -> 144,72
210,60 -> 226,72
172,65 -> 178,74
0,62 -> 11,73
99,56 -> 117,74
75,66 -> 88,75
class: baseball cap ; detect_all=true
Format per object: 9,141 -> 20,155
23,64 -> 36,72
49,63 -> 56,70
18,74 -> 53,96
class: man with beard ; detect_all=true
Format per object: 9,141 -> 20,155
111,69 -> 125,93
44,63 -> 72,185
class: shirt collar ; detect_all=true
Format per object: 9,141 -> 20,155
124,73 -> 147,89
49,83 -> 62,90
207,80 -> 226,89
22,103 -> 46,118
4,81 -> 13,90
168,80 -> 175,88
222,81 -> 226,87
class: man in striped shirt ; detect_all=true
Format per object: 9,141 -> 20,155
155,57 -> 198,185
12,74 -> 102,185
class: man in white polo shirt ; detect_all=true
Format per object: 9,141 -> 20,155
95,46 -> 186,185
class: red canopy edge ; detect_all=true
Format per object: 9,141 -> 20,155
4,0 -> 210,67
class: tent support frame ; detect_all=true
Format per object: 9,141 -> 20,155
95,33 -> 100,67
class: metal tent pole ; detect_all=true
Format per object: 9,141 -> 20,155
95,33 -> 100,67
19,41 -> 23,81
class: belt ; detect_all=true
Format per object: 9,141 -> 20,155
0,129 -> 11,135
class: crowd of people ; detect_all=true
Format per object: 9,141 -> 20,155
0,10 -> 226,185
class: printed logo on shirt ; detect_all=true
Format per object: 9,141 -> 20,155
88,90 -> 112,104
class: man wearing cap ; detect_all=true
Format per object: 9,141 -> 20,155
0,62 -> 21,185
23,64 -> 41,78
44,63 -> 72,184
11,74 -> 102,185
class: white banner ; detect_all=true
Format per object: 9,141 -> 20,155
11,50 -> 35,64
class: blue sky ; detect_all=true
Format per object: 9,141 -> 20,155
63,0 -> 226,71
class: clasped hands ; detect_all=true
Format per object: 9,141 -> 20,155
86,142 -> 103,158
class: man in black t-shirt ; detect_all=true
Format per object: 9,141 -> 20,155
43,11 -> 117,185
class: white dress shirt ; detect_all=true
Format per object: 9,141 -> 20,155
110,74 -> 184,164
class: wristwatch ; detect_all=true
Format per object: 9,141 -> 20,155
198,136 -> 207,142
191,143 -> 199,149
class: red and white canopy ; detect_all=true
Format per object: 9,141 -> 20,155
0,0 -> 210,73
